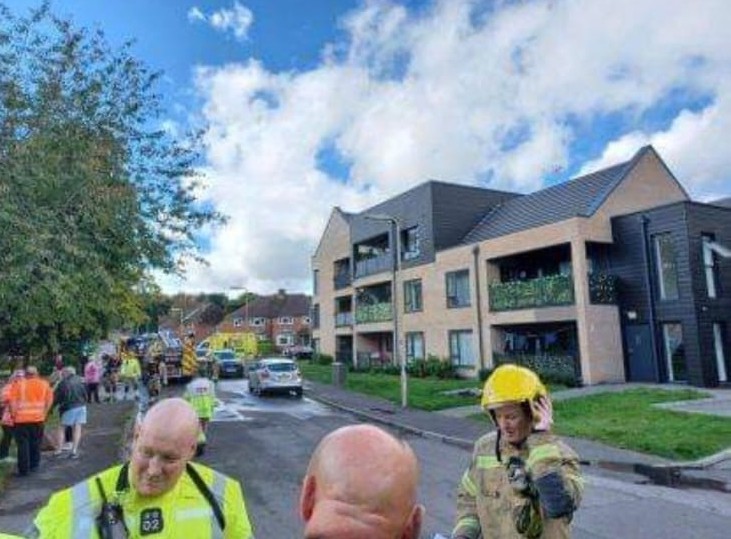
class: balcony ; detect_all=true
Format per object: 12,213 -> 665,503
588,272 -> 618,304
334,272 -> 352,290
355,302 -> 393,324
489,274 -> 574,312
355,255 -> 392,278
335,312 -> 353,327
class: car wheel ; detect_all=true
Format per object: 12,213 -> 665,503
294,388 -> 303,398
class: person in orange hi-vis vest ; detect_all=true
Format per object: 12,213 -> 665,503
8,365 -> 53,477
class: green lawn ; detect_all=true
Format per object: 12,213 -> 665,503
550,388 -> 731,460
300,362 -> 482,411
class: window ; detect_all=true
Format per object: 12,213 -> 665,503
662,323 -> 687,382
713,323 -> 728,383
405,332 -> 425,361
312,305 -> 320,329
702,234 -> 719,298
446,270 -> 471,308
278,316 -> 293,325
276,333 -> 294,346
313,269 -> 319,295
402,226 -> 420,261
251,317 -> 265,327
233,317 -> 243,328
654,234 -> 679,300
403,279 -> 423,313
449,330 -> 475,367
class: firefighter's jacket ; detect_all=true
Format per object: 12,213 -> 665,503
453,431 -> 583,539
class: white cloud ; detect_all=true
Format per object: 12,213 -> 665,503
171,0 -> 731,295
187,2 -> 253,41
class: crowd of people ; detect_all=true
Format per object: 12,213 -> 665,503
1,358 -> 583,538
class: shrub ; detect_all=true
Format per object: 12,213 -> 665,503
316,353 -> 334,366
478,367 -> 493,382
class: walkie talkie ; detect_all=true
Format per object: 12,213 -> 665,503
95,477 -> 129,539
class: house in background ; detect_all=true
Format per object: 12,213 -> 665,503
311,146 -> 731,387
218,289 -> 312,352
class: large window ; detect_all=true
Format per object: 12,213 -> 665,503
313,269 -> 319,295
402,226 -> 421,261
405,332 -> 425,361
446,269 -> 471,308
449,330 -> 475,367
662,323 -> 687,382
702,234 -> 719,298
404,279 -> 423,313
654,234 -> 679,300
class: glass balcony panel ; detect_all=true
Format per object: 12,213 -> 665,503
489,274 -> 575,312
355,302 -> 393,323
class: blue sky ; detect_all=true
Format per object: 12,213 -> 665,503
8,1 -> 731,294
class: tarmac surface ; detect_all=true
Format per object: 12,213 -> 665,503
0,379 -> 729,537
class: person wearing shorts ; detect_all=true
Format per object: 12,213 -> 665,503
52,367 -> 87,459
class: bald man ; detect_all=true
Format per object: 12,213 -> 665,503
30,398 -> 253,538
300,424 -> 424,539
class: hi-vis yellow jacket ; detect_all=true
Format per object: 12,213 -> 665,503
31,462 -> 253,538
453,431 -> 583,539
185,377 -> 216,420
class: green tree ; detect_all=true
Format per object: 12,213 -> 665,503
0,2 -> 223,358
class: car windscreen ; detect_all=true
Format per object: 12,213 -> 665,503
215,352 -> 236,361
265,362 -> 297,372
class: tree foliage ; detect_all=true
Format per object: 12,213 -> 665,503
0,2 -> 223,357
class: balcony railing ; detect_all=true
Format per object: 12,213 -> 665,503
355,302 -> 393,324
335,312 -> 353,327
336,350 -> 354,365
354,254 -> 392,278
334,272 -> 352,290
493,351 -> 581,386
489,274 -> 574,312
588,272 -> 618,304
356,351 -> 392,369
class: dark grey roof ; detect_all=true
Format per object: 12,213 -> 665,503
462,148 -> 651,244
710,196 -> 731,209
228,292 -> 311,320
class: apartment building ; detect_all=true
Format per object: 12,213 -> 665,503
311,146 -> 731,387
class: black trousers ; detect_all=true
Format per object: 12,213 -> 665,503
86,382 -> 100,403
13,422 -> 43,476
0,424 -> 14,458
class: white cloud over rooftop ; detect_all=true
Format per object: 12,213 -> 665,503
172,0 -> 731,295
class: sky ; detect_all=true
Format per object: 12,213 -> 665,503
10,0 -> 731,296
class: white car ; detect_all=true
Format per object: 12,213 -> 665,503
248,358 -> 303,397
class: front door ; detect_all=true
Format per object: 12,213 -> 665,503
625,324 -> 657,382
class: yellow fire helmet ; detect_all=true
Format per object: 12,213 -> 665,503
481,364 -> 548,411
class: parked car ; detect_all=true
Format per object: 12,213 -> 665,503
248,358 -> 303,397
212,348 -> 244,379
283,344 -> 314,359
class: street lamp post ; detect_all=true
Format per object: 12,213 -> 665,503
364,213 -> 407,408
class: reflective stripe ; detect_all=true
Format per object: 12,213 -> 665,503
461,470 -> 477,497
526,444 -> 562,470
566,470 -> 585,489
69,480 -> 96,538
455,515 -> 480,532
210,471 -> 227,539
476,455 -> 500,469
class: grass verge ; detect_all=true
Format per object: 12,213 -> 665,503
300,362 -> 482,411
553,388 -> 731,460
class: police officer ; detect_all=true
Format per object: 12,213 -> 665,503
30,398 -> 253,538
184,367 -> 216,457
452,364 -> 583,539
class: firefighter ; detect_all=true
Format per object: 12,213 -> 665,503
452,364 -> 583,539
184,366 -> 216,457
31,398 -> 253,538
119,341 -> 142,401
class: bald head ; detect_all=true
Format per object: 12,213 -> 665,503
131,398 -> 200,497
300,424 -> 423,539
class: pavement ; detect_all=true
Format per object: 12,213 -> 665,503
303,379 -> 731,489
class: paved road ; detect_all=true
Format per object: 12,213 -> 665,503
1,379 -> 728,538
203,380 -> 731,539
